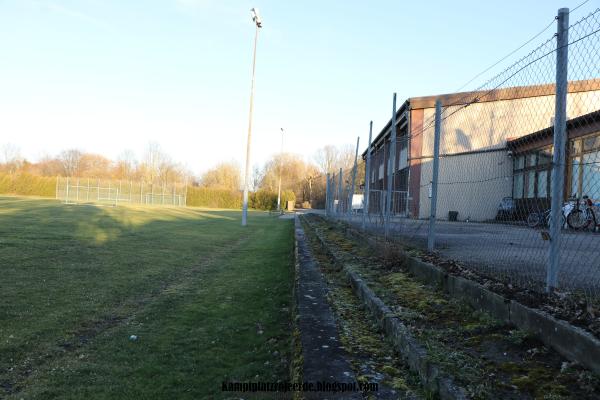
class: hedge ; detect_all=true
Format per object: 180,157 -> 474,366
249,189 -> 295,211
186,187 -> 296,210
0,174 -> 296,211
0,173 -> 56,197
186,186 -> 242,209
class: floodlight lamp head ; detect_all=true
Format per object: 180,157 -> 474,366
251,8 -> 263,28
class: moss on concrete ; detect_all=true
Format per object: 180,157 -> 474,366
301,214 -> 600,400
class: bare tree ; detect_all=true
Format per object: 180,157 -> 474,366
59,149 -> 83,177
1,143 -> 23,174
114,150 -> 138,180
336,144 -> 355,172
200,162 -> 241,191
141,142 -> 167,184
314,145 -> 338,175
35,155 -> 63,176
250,164 -> 263,192
260,153 -> 317,195
314,144 -> 355,174
79,153 -> 112,178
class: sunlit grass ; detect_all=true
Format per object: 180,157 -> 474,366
0,197 -> 294,399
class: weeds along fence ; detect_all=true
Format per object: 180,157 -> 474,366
325,7 -> 600,302
56,177 -> 187,207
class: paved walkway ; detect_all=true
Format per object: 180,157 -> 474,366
294,216 -> 361,400
331,212 -> 600,293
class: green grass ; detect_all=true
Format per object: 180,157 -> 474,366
0,196 -> 295,399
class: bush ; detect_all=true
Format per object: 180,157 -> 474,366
186,186 -> 242,209
0,173 -> 56,197
249,189 -> 295,211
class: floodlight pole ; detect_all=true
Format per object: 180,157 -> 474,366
242,9 -> 262,226
277,128 -> 284,212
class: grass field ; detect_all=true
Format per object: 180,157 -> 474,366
0,197 -> 295,399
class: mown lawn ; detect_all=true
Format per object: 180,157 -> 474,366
0,197 -> 295,399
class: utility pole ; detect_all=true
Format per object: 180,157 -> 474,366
242,8 -> 263,226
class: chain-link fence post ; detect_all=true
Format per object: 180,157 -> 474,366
385,93 -> 397,239
363,121 -> 373,231
325,172 -> 330,216
337,168 -> 343,215
547,7 -> 570,292
349,136 -> 360,220
329,172 -> 334,214
427,99 -> 442,252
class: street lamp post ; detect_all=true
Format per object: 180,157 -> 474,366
242,7 -> 263,226
277,128 -> 284,212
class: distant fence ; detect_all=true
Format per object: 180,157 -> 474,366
56,177 -> 186,206
324,7 -> 600,303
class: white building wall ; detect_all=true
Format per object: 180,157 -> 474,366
417,91 -> 600,220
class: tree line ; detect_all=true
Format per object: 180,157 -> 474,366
0,142 -> 360,209
0,142 -> 187,188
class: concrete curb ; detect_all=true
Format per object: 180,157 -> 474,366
335,219 -> 600,375
346,269 -> 468,399
406,257 -> 600,375
303,218 -> 469,399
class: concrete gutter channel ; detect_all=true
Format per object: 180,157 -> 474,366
300,215 -> 600,398
294,217 -> 362,399
302,216 -> 468,400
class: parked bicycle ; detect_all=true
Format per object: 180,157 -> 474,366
526,197 -> 576,229
526,208 -> 567,228
526,195 -> 599,231
566,195 -> 598,231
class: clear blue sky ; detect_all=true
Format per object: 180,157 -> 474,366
0,0 -> 593,175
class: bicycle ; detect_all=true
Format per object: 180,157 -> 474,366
526,198 -> 574,229
526,208 -> 551,228
566,195 -> 598,230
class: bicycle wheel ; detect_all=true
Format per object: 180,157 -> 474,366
526,212 -> 541,228
567,209 -> 587,230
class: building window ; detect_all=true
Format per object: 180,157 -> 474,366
398,141 -> 408,170
512,146 -> 552,199
526,170 -> 536,198
513,173 -> 524,199
570,159 -> 580,197
582,151 -> 600,199
538,170 -> 548,198
570,132 -> 600,200
515,155 -> 525,170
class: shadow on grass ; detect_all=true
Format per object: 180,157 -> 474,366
0,197 -> 294,399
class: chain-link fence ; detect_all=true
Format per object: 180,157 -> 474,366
56,176 -> 187,207
324,7 -> 600,303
